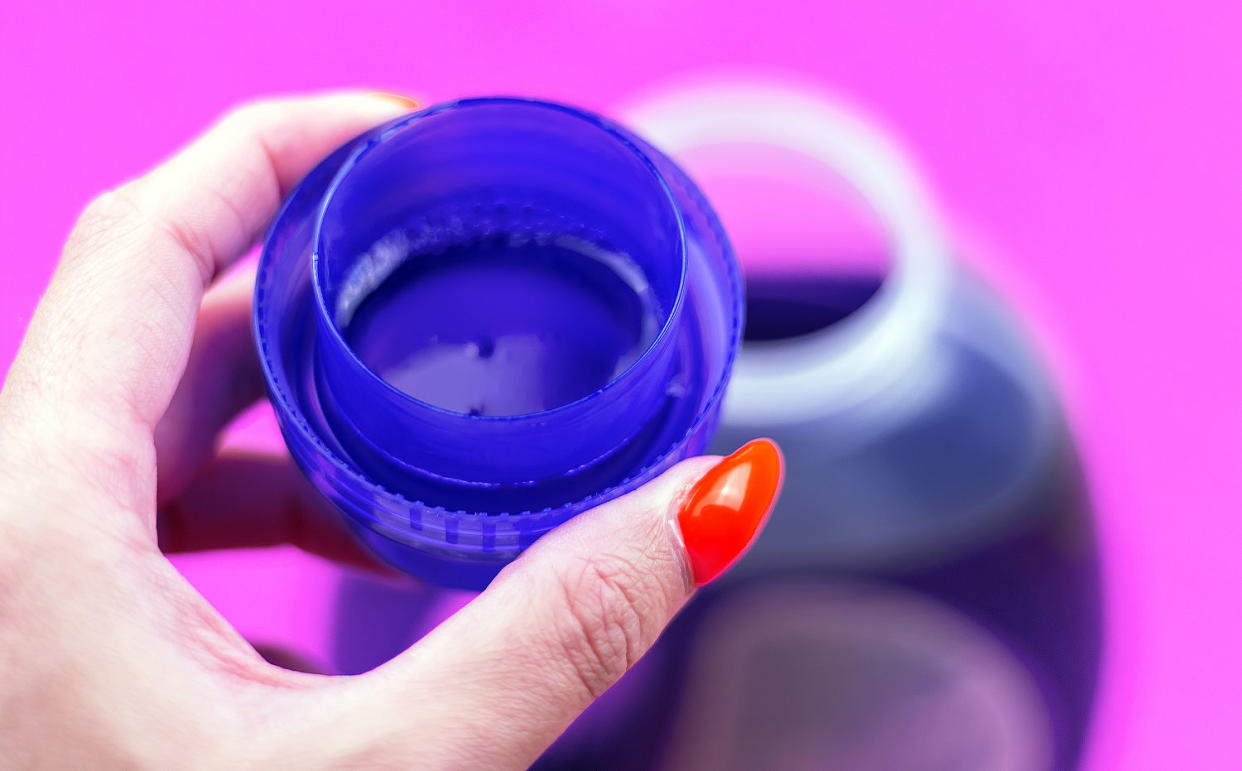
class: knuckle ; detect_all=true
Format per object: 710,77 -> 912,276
550,553 -> 658,699
66,189 -> 142,259
71,184 -> 214,284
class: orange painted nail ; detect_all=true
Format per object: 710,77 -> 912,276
369,91 -> 420,110
677,439 -> 784,585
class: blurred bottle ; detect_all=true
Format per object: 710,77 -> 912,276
533,80 -> 1100,771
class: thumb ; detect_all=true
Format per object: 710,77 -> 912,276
300,440 -> 782,768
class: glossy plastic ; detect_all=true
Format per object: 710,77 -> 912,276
254,99 -> 742,589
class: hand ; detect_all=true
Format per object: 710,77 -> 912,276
0,92 -> 782,768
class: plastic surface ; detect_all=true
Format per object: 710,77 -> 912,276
254,98 -> 742,589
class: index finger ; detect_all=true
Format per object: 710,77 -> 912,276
4,92 -> 413,439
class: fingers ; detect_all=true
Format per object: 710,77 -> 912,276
154,263 -> 263,502
157,451 -> 389,573
298,442 -> 783,768
5,92 -> 411,448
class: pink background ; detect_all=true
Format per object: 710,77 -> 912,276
2,2 -> 1240,767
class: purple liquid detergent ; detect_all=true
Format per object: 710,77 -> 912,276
345,237 -> 658,417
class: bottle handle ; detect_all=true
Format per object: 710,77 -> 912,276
624,79 -> 954,425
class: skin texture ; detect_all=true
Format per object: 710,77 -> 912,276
0,92 -> 777,769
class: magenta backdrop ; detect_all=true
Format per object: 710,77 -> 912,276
3,2 -> 1240,768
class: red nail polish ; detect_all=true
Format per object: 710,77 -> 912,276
677,439 -> 784,585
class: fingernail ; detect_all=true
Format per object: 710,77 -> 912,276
676,439 -> 783,585
369,91 -> 421,110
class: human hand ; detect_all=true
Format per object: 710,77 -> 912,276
0,92 -> 782,768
